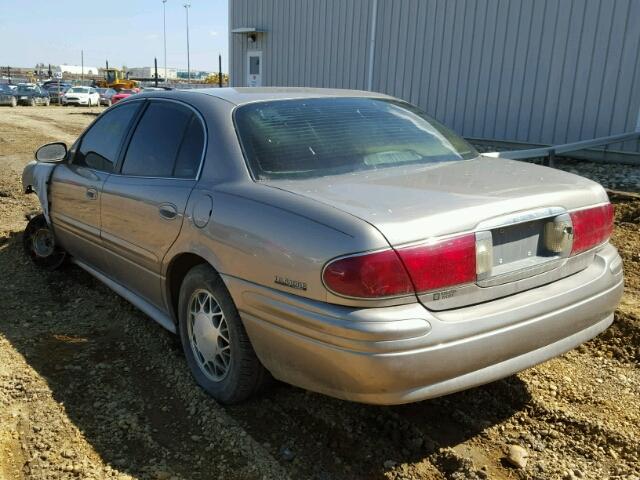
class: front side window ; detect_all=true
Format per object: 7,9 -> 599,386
235,97 -> 478,180
74,102 -> 140,172
121,101 -> 204,178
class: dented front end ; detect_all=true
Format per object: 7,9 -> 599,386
22,160 -> 58,223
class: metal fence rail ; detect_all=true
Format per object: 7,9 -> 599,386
484,131 -> 640,166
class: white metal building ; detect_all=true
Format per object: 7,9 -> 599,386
229,0 -> 640,159
127,66 -> 178,80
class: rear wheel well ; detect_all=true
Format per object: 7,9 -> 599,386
166,253 -> 209,323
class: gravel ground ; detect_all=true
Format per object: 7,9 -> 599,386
0,106 -> 639,480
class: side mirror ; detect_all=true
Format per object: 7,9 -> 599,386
35,142 -> 67,163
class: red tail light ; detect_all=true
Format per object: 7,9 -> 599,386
396,234 -> 477,293
570,203 -> 614,255
322,249 -> 414,298
323,233 -> 476,299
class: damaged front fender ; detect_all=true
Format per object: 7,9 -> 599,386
22,160 -> 58,224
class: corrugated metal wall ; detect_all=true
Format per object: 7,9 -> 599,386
230,0 -> 640,154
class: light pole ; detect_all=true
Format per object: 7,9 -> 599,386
184,1 -> 191,83
162,0 -> 167,83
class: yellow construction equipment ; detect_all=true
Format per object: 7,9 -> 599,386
96,68 -> 138,90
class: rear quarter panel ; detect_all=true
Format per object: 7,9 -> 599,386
164,181 -> 391,304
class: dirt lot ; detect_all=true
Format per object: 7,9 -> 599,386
0,106 -> 639,480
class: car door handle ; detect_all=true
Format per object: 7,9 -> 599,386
159,204 -> 178,220
86,188 -> 98,200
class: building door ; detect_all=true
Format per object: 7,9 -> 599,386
246,51 -> 262,87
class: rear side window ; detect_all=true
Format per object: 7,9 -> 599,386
75,102 -> 140,172
121,101 -> 204,178
174,115 -> 205,178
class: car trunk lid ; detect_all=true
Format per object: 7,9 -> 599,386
264,157 -> 609,309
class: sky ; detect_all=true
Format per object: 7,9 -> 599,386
0,0 -> 229,72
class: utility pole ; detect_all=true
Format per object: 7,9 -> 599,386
218,53 -> 222,88
184,1 -> 191,83
154,57 -> 158,87
81,49 -> 84,84
163,0 -> 168,83
8,66 -> 11,84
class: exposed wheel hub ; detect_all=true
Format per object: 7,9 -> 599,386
32,228 -> 55,258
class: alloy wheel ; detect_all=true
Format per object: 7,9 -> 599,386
187,289 -> 232,381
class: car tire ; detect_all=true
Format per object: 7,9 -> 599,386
23,214 -> 67,270
10,97 -> 16,107
178,264 -> 270,404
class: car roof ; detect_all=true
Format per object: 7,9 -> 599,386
175,87 -> 395,106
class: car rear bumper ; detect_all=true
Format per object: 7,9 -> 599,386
223,243 -> 623,405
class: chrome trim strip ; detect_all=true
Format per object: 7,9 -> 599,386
476,206 -> 566,230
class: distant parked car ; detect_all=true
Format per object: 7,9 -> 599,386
141,86 -> 172,92
111,89 -> 137,104
0,84 -> 18,107
96,88 -> 117,106
44,82 -> 72,104
16,83 -> 50,106
62,86 -> 100,106
43,80 -> 71,90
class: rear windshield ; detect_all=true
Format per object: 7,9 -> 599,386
234,97 -> 478,180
